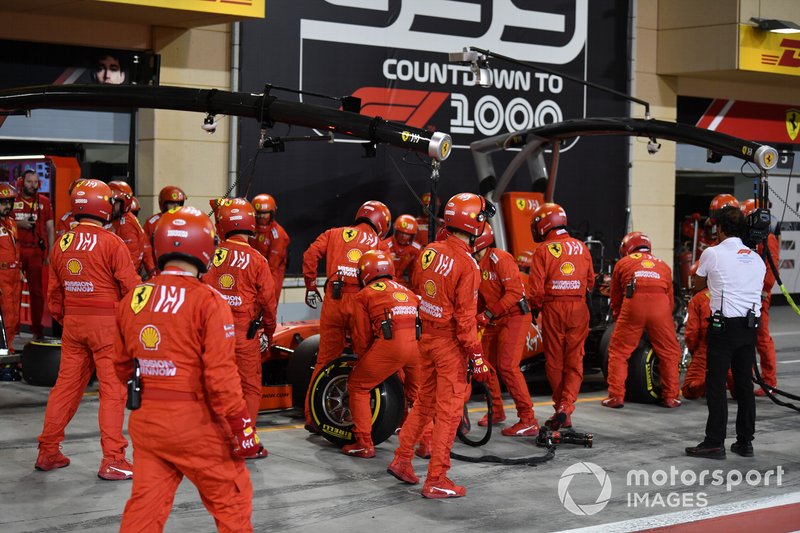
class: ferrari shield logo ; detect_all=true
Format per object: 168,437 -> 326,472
630,253 -> 642,260
421,249 -> 436,270
516,199 -> 526,211
342,228 -> 358,243
547,243 -> 562,258
371,281 -> 387,291
213,248 -> 229,267
787,109 -> 800,141
59,232 -> 75,252
130,284 -> 154,314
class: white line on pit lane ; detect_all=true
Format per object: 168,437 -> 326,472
555,490 -> 800,533
770,331 -> 800,337
778,359 -> 800,364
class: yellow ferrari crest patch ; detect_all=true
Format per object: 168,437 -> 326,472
130,284 -> 154,314
59,232 -> 75,252
421,249 -> 436,270
213,248 -> 229,267
342,228 -> 358,243
547,243 -> 562,258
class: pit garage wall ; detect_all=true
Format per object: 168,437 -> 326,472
240,1 -> 630,279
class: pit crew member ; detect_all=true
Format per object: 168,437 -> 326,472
472,223 -> 538,435
527,203 -> 594,428
205,198 -> 276,426
602,232 -> 682,408
302,200 -> 391,430
343,250 -> 421,458
115,206 -> 262,532
36,179 -> 140,479
388,192 -> 492,499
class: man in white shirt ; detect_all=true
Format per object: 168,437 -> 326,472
687,206 -> 765,459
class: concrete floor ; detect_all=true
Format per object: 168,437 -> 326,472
1,308 -> 799,532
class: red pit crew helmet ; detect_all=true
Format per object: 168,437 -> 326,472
619,231 -> 652,257
393,214 -> 418,245
530,202 -> 567,243
444,192 -> 494,237
355,200 -> 392,239
71,179 -> 114,223
709,194 -> 739,222
252,193 -> 277,228
214,198 -> 256,238
154,206 -> 216,273
158,185 -> 187,213
358,249 -> 395,287
472,221 -> 494,253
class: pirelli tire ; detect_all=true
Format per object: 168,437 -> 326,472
600,324 -> 661,403
21,339 -> 62,387
286,334 -> 319,409
309,355 -> 405,448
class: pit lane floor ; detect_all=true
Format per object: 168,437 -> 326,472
1,307 -> 799,533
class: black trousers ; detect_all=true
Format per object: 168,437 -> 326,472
705,318 -> 757,445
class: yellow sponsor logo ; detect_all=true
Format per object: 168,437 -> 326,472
66,259 -> 82,275
560,262 -> 575,275
641,260 -> 655,269
218,273 -> 235,289
516,198 -> 526,211
630,253 -> 643,260
371,281 -> 387,291
139,325 -> 161,350
213,248 -> 228,267
393,291 -> 409,302
342,228 -> 358,243
423,280 -> 436,297
787,109 -> 800,141
401,131 -> 410,142
130,284 -> 154,314
347,249 -> 362,263
421,249 -> 436,270
441,139 -> 451,158
59,233 -> 75,252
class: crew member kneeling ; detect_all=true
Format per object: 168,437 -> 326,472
344,250 -> 421,458
603,232 -> 682,409
115,207 -> 264,532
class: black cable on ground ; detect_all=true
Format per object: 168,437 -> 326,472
450,446 -> 556,466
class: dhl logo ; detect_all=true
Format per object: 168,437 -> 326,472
761,37 -> 800,67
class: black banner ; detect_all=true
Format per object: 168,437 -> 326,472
241,1 -> 629,273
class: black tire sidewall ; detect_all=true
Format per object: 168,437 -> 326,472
309,355 -> 404,447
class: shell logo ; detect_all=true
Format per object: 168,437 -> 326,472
424,280 -> 436,297
560,262 -> 575,276
139,325 -> 161,350
66,259 -> 82,275
393,291 -> 409,302
218,273 -> 235,289
641,260 -> 655,269
347,249 -> 362,263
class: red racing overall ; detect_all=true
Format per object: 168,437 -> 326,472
478,247 -> 535,423
682,289 -> 711,399
393,235 -> 481,483
40,222 -> 140,461
607,252 -> 681,402
527,229 -> 594,415
302,222 -> 382,424
115,271 -> 254,533
0,215 -> 21,348
204,236 -> 276,421
348,279 -> 421,447
251,220 -> 290,293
